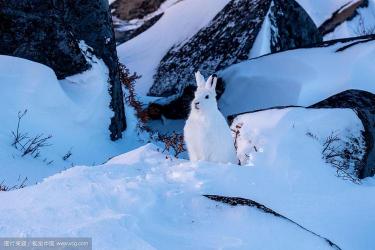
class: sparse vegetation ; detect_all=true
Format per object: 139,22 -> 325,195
11,110 -> 53,162
353,14 -> 375,36
119,62 -> 149,129
62,148 -> 73,161
232,123 -> 243,151
0,177 -> 28,191
157,132 -> 186,158
307,130 -> 365,184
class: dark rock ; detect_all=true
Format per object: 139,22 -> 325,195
310,89 -> 375,179
0,0 -> 89,79
0,0 -> 126,140
150,0 -> 321,98
64,0 -> 127,140
269,0 -> 323,52
110,0 -> 165,20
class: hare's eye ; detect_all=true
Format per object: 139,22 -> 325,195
205,95 -> 209,99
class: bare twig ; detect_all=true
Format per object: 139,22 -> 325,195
158,132 -> 186,157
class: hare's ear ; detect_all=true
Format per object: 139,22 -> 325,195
211,75 -> 217,91
205,75 -> 213,89
195,71 -> 205,88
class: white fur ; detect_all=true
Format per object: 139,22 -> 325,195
184,71 -> 238,164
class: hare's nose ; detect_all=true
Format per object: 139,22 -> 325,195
195,102 -> 200,105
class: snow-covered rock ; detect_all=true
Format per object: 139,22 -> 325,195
117,0 -> 230,96
219,36 -> 375,117
231,107 -> 365,180
150,0 -> 322,97
297,0 -> 375,40
1,0 -> 126,140
311,89 -> 375,178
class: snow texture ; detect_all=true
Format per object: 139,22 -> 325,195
0,54 -> 142,186
219,39 -> 375,117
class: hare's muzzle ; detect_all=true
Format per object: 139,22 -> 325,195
194,102 -> 200,110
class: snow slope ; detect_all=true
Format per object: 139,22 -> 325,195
219,39 -> 375,116
0,130 -> 374,250
0,54 -> 142,186
117,0 -> 230,95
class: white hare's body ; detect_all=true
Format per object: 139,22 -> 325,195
184,72 -> 238,164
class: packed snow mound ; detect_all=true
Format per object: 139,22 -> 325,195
231,107 -> 365,178
117,0 -> 230,95
0,135 -> 374,249
219,38 -> 375,117
0,55 -> 140,186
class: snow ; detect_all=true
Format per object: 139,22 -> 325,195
117,0 -> 230,95
0,109 -> 373,250
0,53 -> 142,186
219,39 -> 375,116
249,1 -> 272,58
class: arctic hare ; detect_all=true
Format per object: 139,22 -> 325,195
184,71 -> 238,164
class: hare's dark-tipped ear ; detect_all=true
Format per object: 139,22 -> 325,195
195,71 -> 205,88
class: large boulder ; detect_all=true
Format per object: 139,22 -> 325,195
0,0 -> 126,140
310,90 -> 375,179
150,0 -> 322,97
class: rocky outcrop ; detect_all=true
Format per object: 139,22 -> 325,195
269,0 -> 323,52
150,0 -> 321,97
0,0 -> 126,140
110,0 -> 165,20
310,90 -> 375,179
318,0 -> 369,36
114,14 -> 163,44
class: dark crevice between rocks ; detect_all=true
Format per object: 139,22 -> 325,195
145,78 -> 225,120
227,105 -> 304,125
310,90 -> 375,179
204,195 -> 342,250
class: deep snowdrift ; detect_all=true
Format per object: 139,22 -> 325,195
0,55 -> 141,186
0,135 -> 374,249
219,39 -> 375,116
